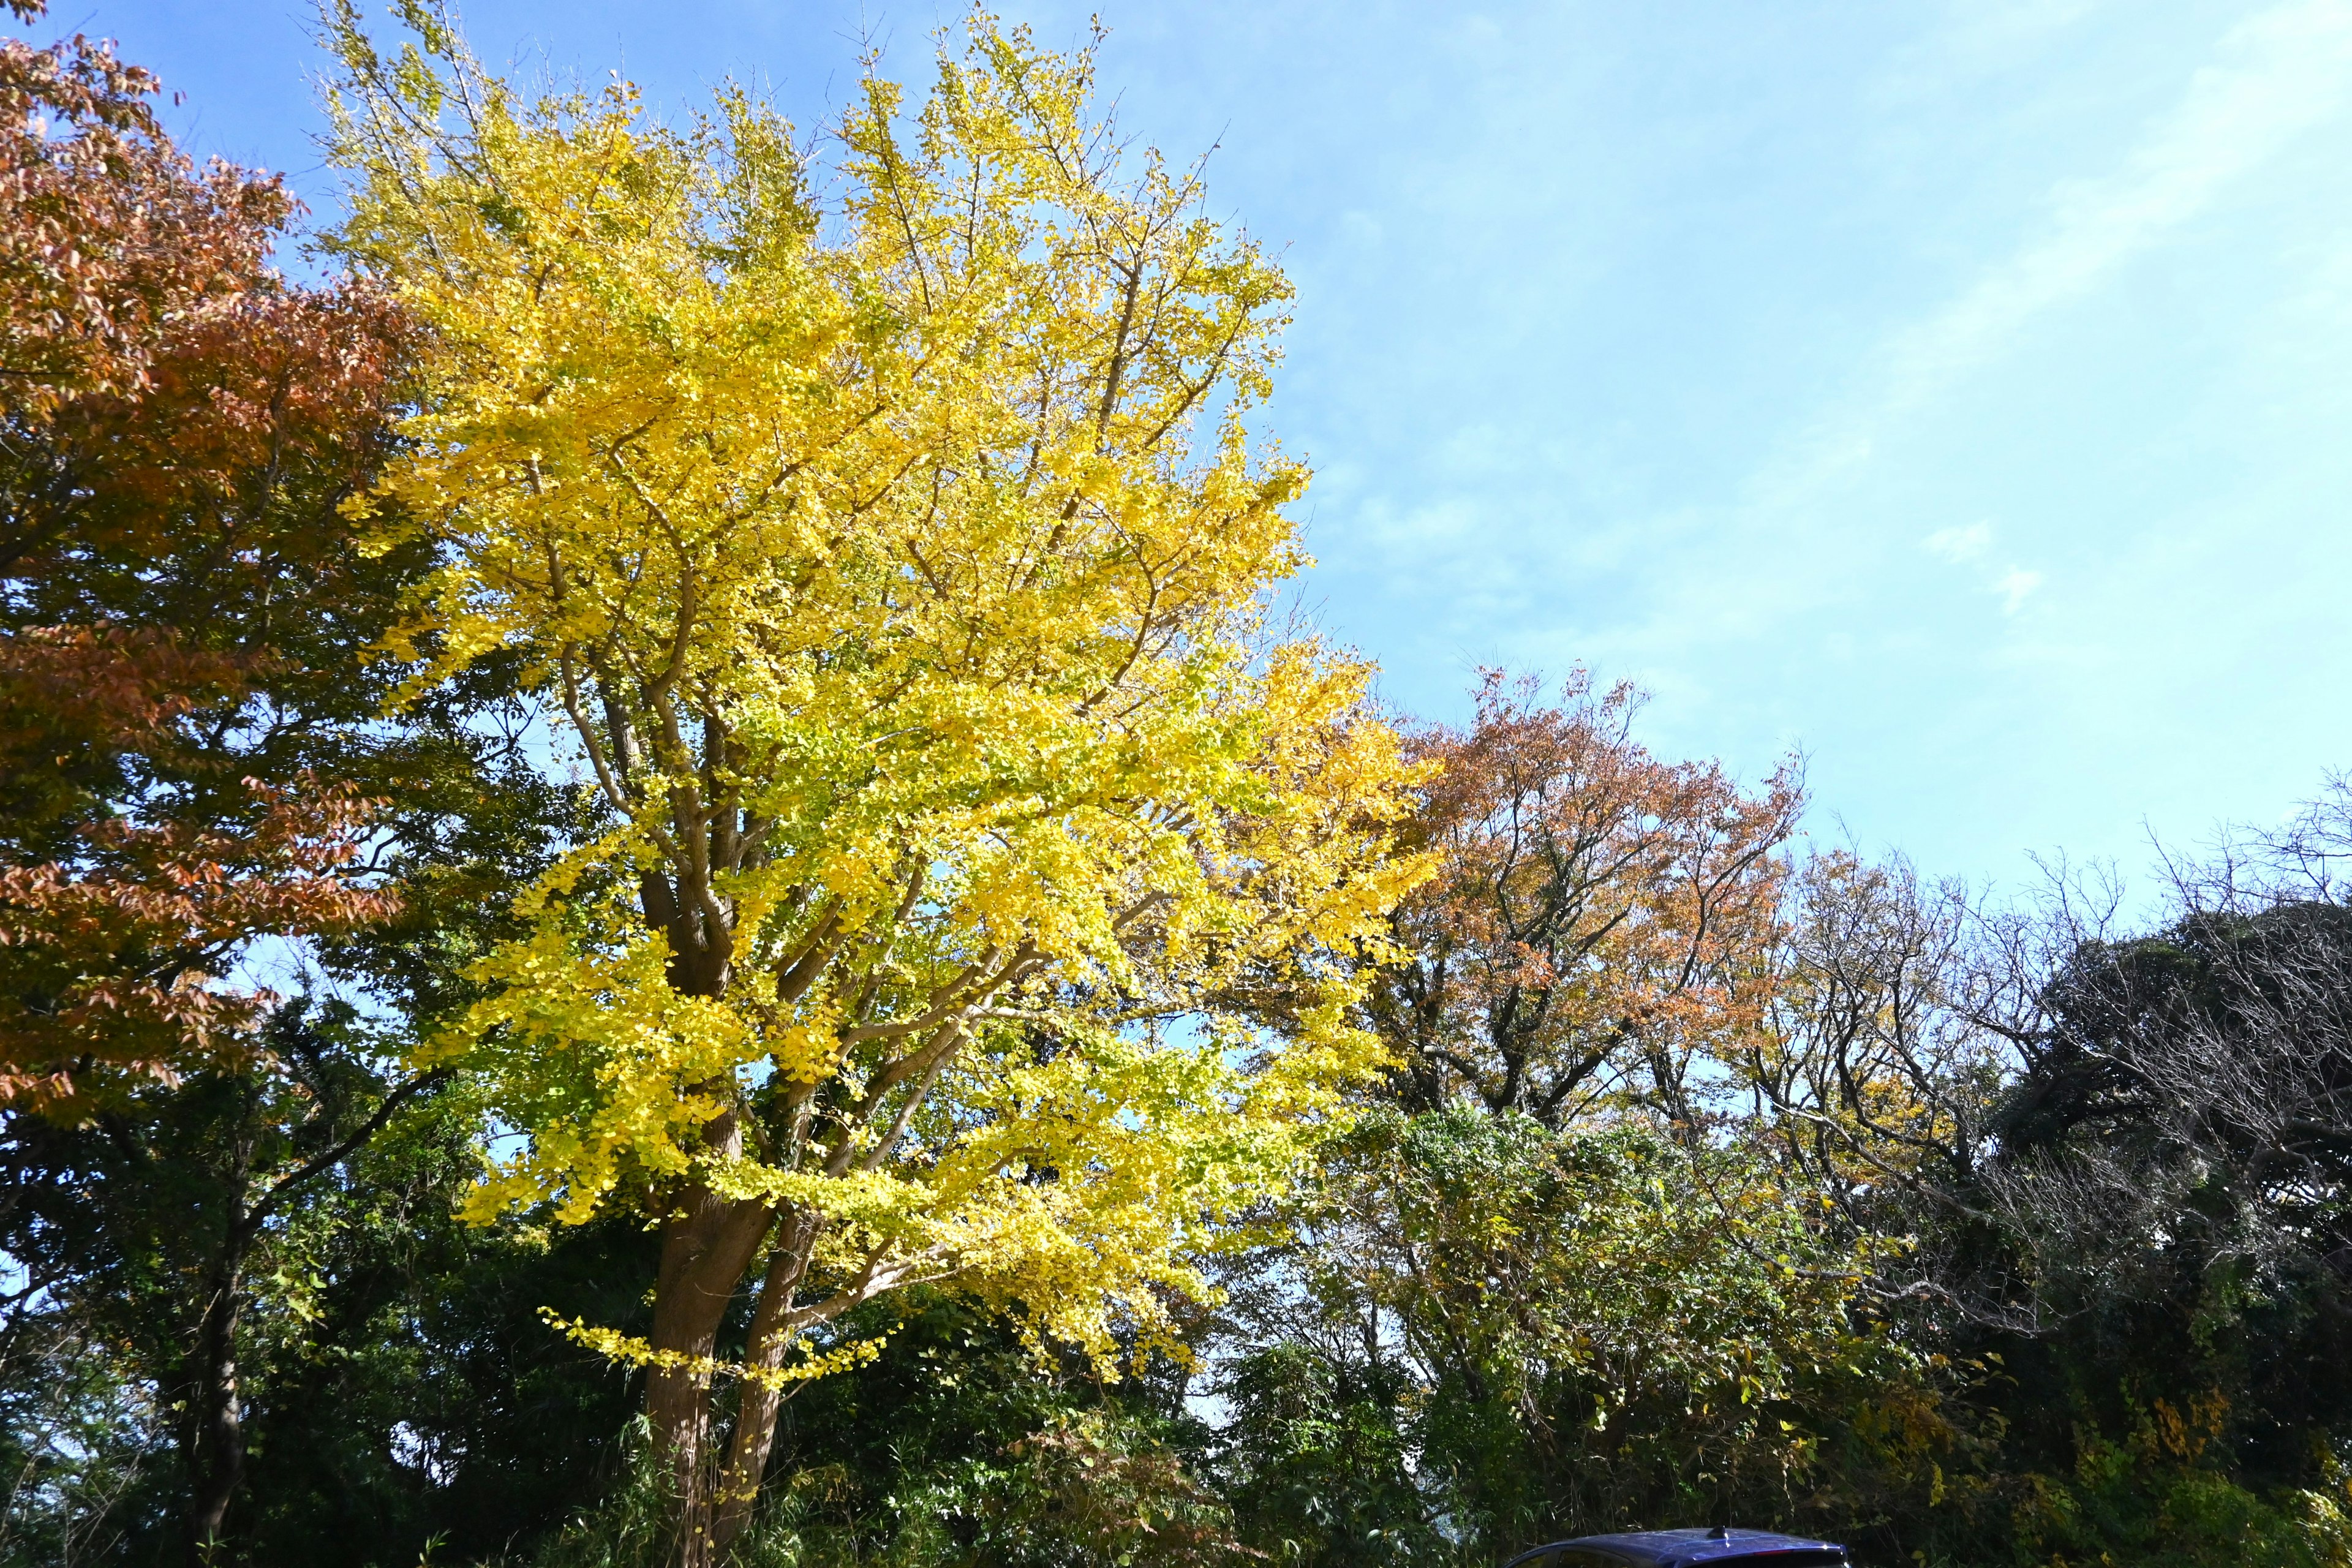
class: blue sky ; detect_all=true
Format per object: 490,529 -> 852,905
43,0 -> 2352,888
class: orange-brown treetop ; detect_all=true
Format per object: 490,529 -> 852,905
1373,668 -> 1803,1127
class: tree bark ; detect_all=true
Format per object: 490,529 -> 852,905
646,1139 -> 773,1568
184,1230 -> 251,1565
709,1208 -> 821,1555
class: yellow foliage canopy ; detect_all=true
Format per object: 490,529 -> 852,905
326,5 -> 1426,1382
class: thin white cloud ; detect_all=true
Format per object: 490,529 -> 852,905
1883,0 -> 2352,411
1924,525 -> 2043,613
1756,0 -> 2352,518
1905,0 -> 2109,80
1926,522 -> 1993,562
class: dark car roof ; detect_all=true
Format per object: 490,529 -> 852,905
1503,1528 -> 1848,1568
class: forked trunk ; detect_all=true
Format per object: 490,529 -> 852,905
647,1168 -> 772,1568
709,1210 -> 822,1555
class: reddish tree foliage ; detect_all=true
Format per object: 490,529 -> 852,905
0,627 -> 391,1104
1,0 -> 408,576
1,0 -> 408,1115
1,0 -> 202,409
1371,669 -> 1803,1126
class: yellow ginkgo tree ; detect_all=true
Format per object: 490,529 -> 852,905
323,4 -> 1425,1558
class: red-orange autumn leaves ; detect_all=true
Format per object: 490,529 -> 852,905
1374,669 -> 1801,1126
0,1 -> 409,1112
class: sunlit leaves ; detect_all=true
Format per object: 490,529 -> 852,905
1,1 -> 411,1113
324,0 -> 1425,1406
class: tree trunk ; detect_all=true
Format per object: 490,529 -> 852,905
709,1209 -> 821,1555
646,1152 -> 772,1568
184,1230 -> 250,1565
